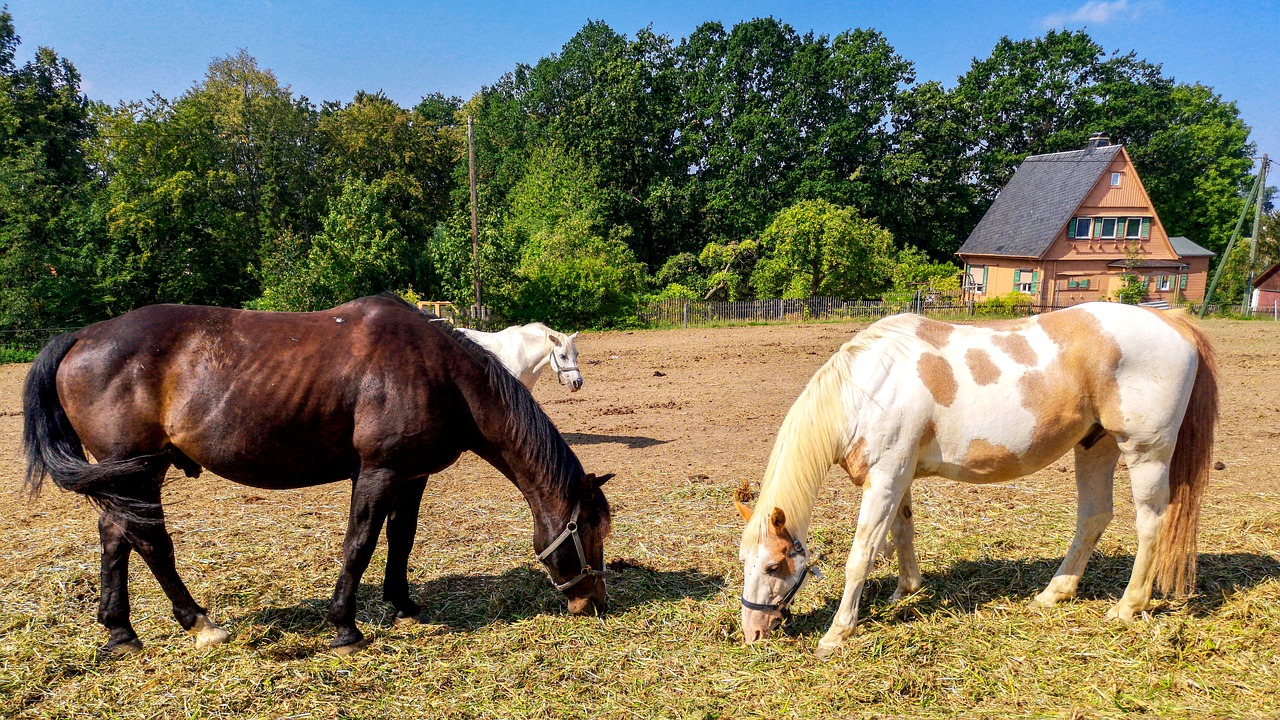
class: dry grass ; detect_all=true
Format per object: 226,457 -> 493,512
1,319 -> 1278,719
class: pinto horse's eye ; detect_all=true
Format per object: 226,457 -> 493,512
764,561 -> 782,574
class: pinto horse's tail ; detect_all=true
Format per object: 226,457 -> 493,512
23,333 -> 162,512
1155,317 -> 1219,597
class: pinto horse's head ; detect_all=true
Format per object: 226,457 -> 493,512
537,472 -> 613,615
736,501 -> 814,644
548,331 -> 583,392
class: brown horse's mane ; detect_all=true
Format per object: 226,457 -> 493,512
389,294 -> 586,500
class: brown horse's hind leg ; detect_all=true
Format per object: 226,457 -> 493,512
123,480 -> 229,648
327,467 -> 399,653
97,512 -> 142,656
384,477 -> 427,623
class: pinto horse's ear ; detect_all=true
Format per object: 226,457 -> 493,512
768,507 -> 787,533
735,499 -> 753,522
586,473 -> 613,487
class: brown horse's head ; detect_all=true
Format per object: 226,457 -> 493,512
538,472 -> 612,615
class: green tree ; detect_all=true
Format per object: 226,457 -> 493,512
751,199 -> 896,299
0,11 -> 101,326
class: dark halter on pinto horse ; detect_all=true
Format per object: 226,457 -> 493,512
22,294 -> 613,655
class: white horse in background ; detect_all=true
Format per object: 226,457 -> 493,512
458,323 -> 584,392
736,303 -> 1217,657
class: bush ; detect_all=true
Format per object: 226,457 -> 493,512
975,291 -> 1034,316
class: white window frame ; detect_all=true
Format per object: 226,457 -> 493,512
1072,217 -> 1092,239
1124,217 -> 1142,239
1111,172 -> 1122,187
1100,218 -> 1118,239
966,265 -> 986,294
1017,270 -> 1035,295
1157,275 -> 1172,291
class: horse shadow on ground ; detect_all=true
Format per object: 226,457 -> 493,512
563,432 -> 668,449
241,561 -> 720,656
785,551 -> 1280,638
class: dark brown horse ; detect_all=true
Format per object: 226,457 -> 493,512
23,294 -> 612,655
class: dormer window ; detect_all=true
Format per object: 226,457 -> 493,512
1111,172 -> 1122,187
1125,218 -> 1143,238
1071,217 -> 1093,239
1100,218 -> 1118,238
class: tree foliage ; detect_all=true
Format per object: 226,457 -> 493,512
0,11 -> 1263,331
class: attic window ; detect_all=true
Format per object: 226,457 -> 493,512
1125,218 -> 1143,238
1100,218 -> 1118,238
1071,217 -> 1092,239
1111,172 -> 1122,187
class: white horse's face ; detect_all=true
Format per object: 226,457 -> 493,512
550,332 -> 583,392
738,504 -> 811,644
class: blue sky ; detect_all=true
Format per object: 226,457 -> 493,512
6,0 -> 1277,162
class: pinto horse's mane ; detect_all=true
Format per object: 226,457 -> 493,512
389,294 -> 585,498
740,317 -> 919,551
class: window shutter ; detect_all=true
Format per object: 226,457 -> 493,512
1094,219 -> 1103,238
982,266 -> 988,288
1180,273 -> 1187,290
1083,278 -> 1090,289
1141,218 -> 1150,239
1014,269 -> 1021,284
1032,270 -> 1040,296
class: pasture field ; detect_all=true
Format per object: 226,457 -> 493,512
1,318 -> 1278,719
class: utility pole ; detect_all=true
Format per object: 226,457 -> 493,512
1201,159 -> 1266,317
1242,155 -> 1270,315
468,115 -> 481,318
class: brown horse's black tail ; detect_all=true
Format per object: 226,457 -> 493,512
23,332 -> 163,516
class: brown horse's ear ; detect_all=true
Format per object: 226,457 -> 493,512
768,507 -> 787,533
592,473 -> 613,487
735,499 -> 753,522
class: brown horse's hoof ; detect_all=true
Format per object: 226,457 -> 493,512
190,614 -> 231,648
99,639 -> 144,658
331,638 -> 370,656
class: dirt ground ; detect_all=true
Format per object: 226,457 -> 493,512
1,316 -> 1278,718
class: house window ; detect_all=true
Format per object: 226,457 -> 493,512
1157,275 -> 1172,291
966,264 -> 986,294
1125,218 -> 1143,239
1071,217 -> 1092,239
1111,172 -> 1122,187
1100,218 -> 1118,238
1067,278 -> 1091,289
1017,269 -> 1035,294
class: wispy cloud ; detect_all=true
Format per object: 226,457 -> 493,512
1041,0 -> 1149,27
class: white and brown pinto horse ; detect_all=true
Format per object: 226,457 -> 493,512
737,303 -> 1217,656
459,323 -> 584,392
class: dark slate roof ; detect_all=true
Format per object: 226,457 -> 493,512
957,145 -> 1122,258
1168,236 -> 1215,257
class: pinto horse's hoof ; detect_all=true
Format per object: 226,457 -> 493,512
814,643 -> 841,661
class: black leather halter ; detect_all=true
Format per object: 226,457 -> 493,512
740,539 -> 818,617
535,503 -> 607,591
549,350 -> 580,386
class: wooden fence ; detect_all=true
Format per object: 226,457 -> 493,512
638,293 -> 1065,328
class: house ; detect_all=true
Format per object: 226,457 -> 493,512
957,134 -> 1214,307
1252,262 -> 1280,315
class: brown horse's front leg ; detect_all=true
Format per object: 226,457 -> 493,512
383,477 -> 427,622
327,469 -> 397,653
